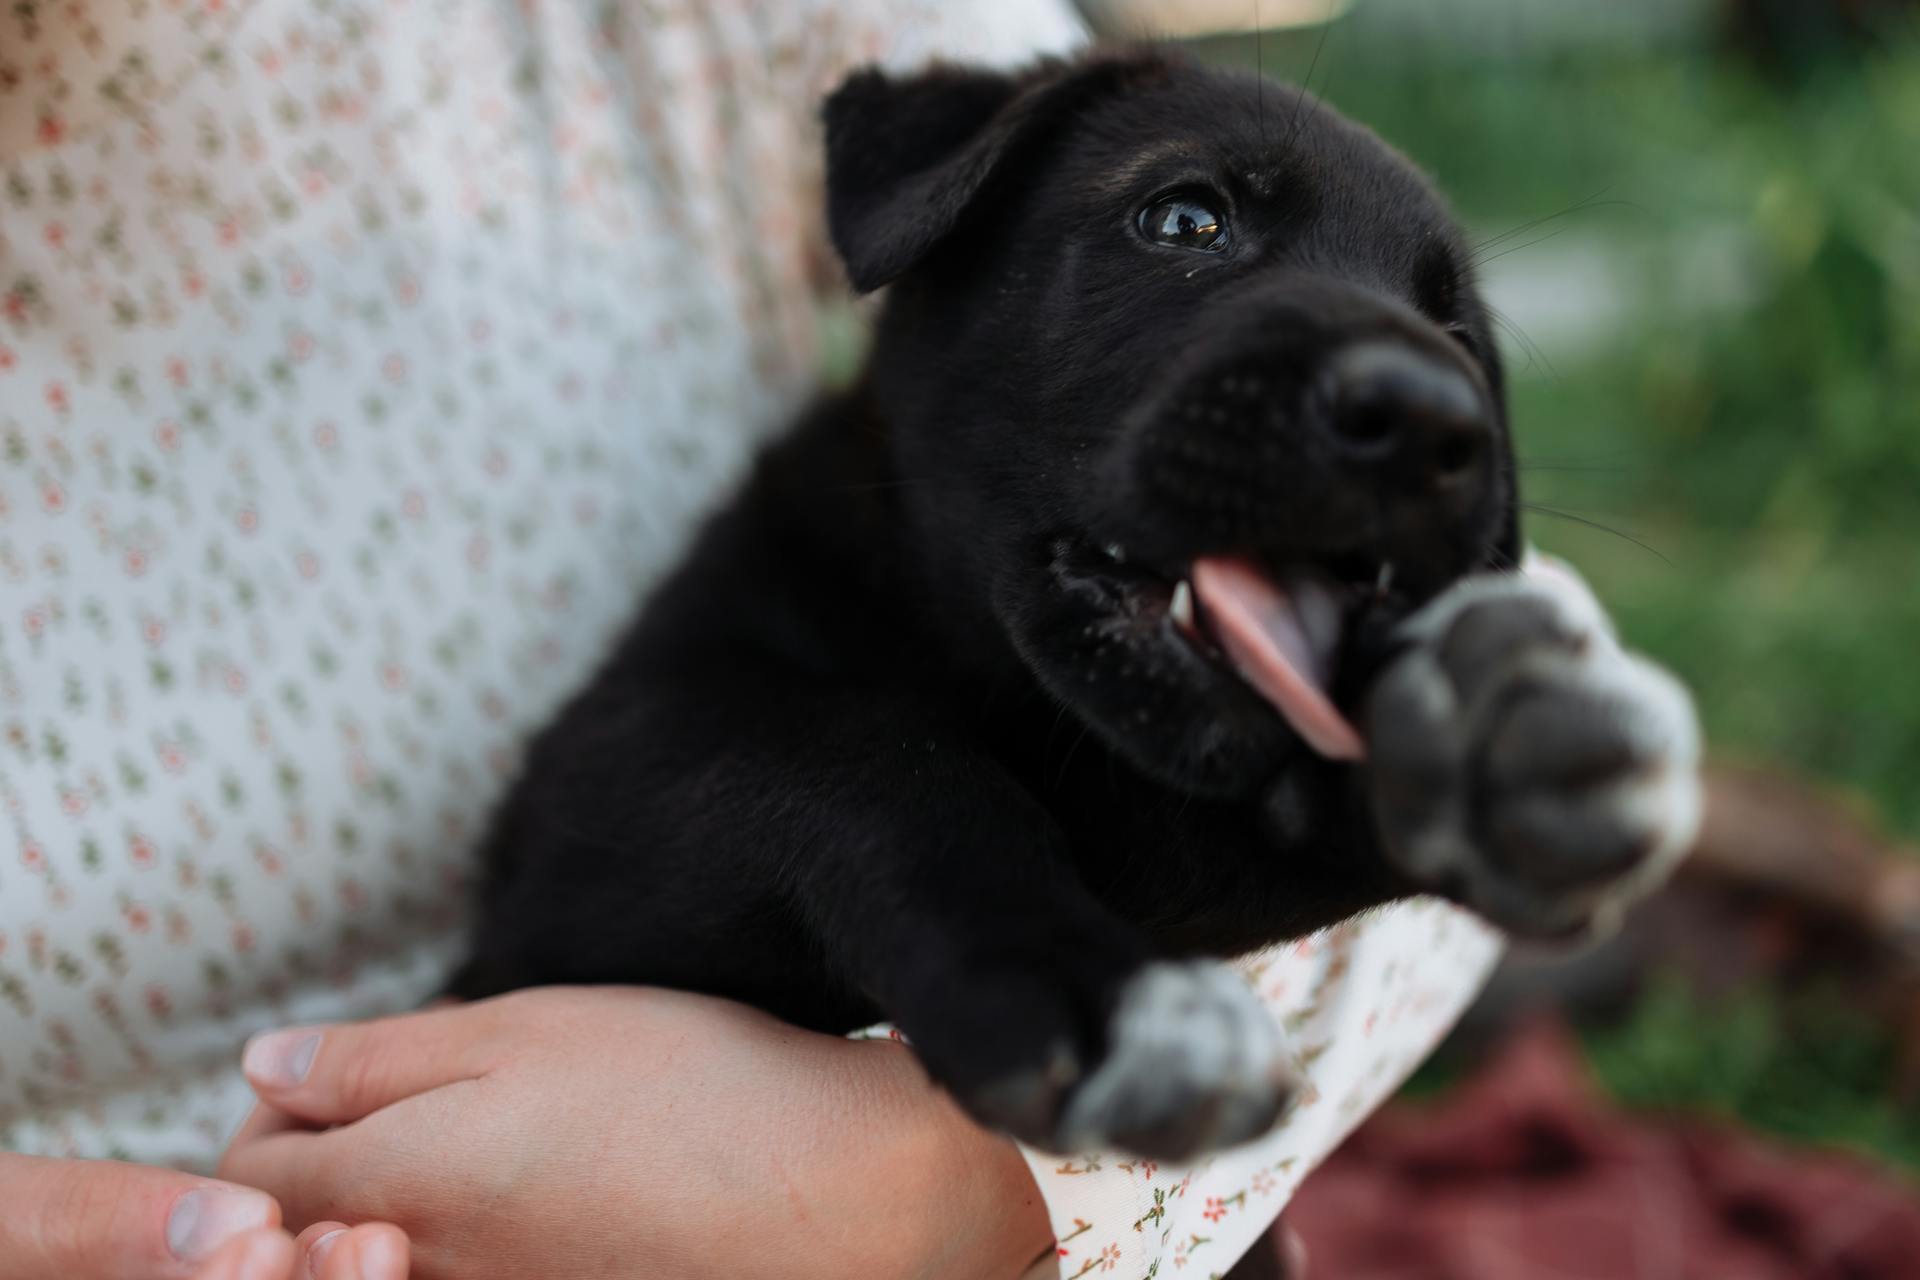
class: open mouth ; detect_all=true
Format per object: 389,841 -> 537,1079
1087,542 -> 1394,762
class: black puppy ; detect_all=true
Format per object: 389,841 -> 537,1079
454,49 -> 1699,1160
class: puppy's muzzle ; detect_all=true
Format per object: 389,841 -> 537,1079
1095,274 -> 1504,595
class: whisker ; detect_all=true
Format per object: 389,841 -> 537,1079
1044,700 -> 1076,786
1520,502 -> 1671,564
1522,498 -> 1645,518
1471,186 -> 1615,255
1255,0 -> 1266,145
1473,223 -> 1582,268
1486,304 -> 1559,382
1470,199 -> 1651,269
1284,0 -> 1337,151
1051,722 -> 1094,791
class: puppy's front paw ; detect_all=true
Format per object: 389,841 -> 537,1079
1066,961 -> 1298,1159
1365,560 -> 1702,938
974,961 -> 1298,1161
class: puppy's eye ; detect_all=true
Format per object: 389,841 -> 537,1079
1139,192 -> 1229,253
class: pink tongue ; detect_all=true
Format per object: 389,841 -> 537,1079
1191,556 -> 1366,761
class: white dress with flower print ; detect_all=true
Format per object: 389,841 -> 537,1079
0,2 -> 1501,1275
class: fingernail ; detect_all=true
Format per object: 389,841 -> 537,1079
243,1028 -> 321,1088
306,1228 -> 346,1278
166,1186 -> 277,1262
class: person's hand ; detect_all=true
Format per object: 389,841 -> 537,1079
0,1153 -> 405,1280
220,987 -> 1052,1280
190,1223 -> 409,1280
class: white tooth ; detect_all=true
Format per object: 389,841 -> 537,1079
1104,542 -> 1127,564
1170,579 -> 1196,632
1375,561 -> 1395,597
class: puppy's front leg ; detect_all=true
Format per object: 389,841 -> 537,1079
1363,558 -> 1703,937
790,700 -> 1298,1160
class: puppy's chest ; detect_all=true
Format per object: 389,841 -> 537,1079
1025,780 -> 1261,941
1005,744 -> 1373,953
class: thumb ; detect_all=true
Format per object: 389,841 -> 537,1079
241,998 -> 506,1125
0,1154 -> 280,1280
190,1229 -> 298,1280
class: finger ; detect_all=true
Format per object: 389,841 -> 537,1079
227,1102 -> 319,1152
222,1086 -> 472,1230
218,1129 -> 353,1231
310,1224 -> 410,1280
190,1229 -> 297,1280
0,1154 -> 280,1280
241,999 -> 505,1125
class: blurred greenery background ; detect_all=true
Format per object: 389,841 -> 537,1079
1176,0 -> 1920,1170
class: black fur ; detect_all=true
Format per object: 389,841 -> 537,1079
455,49 -> 1522,1155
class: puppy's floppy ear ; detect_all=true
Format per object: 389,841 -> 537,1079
823,52 -> 1169,293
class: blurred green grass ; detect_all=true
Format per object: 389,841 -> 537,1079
1195,12 -> 1920,1169
1584,978 -> 1920,1170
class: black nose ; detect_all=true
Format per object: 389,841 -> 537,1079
1324,343 -> 1490,492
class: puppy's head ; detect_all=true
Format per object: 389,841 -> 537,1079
827,49 -> 1518,797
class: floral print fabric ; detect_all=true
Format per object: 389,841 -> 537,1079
1009,908 -> 1499,1279
0,1 -> 1500,1274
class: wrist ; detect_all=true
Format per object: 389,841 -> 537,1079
862,1045 -> 1053,1279
919,1097 -> 1053,1280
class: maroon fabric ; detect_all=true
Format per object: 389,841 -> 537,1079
1287,1021 -> 1920,1279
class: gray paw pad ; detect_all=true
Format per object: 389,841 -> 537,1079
1367,564 -> 1702,937
1056,961 -> 1299,1160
